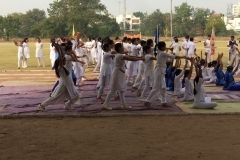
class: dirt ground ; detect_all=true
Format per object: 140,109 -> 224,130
0,115 -> 240,160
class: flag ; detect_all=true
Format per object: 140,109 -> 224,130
154,25 -> 159,44
210,26 -> 215,55
72,24 -> 75,36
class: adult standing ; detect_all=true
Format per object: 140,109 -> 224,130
36,38 -> 45,67
50,38 -> 56,69
182,35 -> 190,66
204,35 -> 211,63
227,36 -> 238,65
186,37 -> 196,66
22,38 -> 30,68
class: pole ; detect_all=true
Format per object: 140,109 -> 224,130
118,1 -> 121,15
123,0 -> 126,34
170,0 -> 173,38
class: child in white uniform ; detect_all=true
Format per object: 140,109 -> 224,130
93,37 -> 103,72
139,45 -> 156,100
182,59 -> 194,101
102,43 -> 144,110
182,35 -> 190,66
96,43 -> 116,102
144,42 -> 188,108
50,39 -> 56,68
126,38 -> 141,85
35,38 -> 45,67
228,41 -> 240,66
174,65 -> 186,98
132,40 -> 146,90
192,64 -> 217,109
204,35 -> 211,63
38,43 -> 84,111
22,38 -> 30,68
13,39 -> 25,69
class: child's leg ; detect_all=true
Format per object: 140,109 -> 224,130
37,57 -> 41,66
24,59 -> 28,67
145,75 -> 161,103
65,95 -> 80,107
104,89 -> 117,104
141,76 -> 150,98
18,58 -> 20,68
119,91 -> 126,105
159,87 -> 167,104
41,57 -> 45,67
132,75 -> 136,84
97,84 -> 106,98
52,81 -> 59,92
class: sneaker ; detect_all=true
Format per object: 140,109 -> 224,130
38,104 -> 46,112
143,102 -> 151,108
121,104 -> 132,109
136,89 -> 142,97
155,97 -> 161,101
96,97 -> 105,102
102,103 -> 112,110
64,104 -> 75,110
139,97 -> 146,102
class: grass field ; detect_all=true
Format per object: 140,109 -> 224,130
0,41 -> 231,71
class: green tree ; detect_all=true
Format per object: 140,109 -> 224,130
205,16 -> 228,36
173,2 -> 194,37
3,13 -> 22,39
0,16 -> 4,39
192,8 -> 210,36
140,9 -> 165,36
133,11 -> 147,20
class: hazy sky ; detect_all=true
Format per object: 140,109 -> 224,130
0,0 -> 239,16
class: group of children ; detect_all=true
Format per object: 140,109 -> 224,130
12,34 -> 240,111
13,38 -> 45,69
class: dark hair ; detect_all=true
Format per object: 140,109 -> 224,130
171,67 -> 176,72
65,40 -> 73,51
229,41 -> 234,45
131,38 -> 137,44
98,37 -> 102,42
208,62 -> 212,68
231,36 -> 234,39
227,66 -> 234,72
166,61 -> 172,67
143,45 -> 151,53
51,38 -> 55,47
157,41 -> 166,51
108,40 -> 114,45
102,43 -> 110,52
54,58 -> 69,78
146,39 -> 153,46
122,37 -> 128,43
23,38 -> 28,43
115,37 -> 120,40
208,35 -> 211,37
193,76 -> 200,95
154,44 -> 158,57
211,60 -> 217,66
190,37 -> 194,41
115,43 -> 122,52
136,38 -> 140,41
185,35 -> 190,39
175,38 -> 179,43
127,38 -> 131,42
36,37 -> 41,42
200,59 -> 205,66
88,37 -> 92,41
182,70 -> 190,84
175,69 -> 182,76
140,40 -> 146,47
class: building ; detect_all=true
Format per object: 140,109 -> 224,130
232,3 -> 240,17
224,17 -> 240,32
116,13 -> 141,32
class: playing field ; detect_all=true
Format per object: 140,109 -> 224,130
0,41 -> 231,71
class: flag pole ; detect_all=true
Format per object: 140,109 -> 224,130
170,0 -> 173,38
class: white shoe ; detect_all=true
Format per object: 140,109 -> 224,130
102,103 -> 112,110
64,104 -> 75,110
139,98 -> 146,102
121,104 -> 132,109
38,104 -> 46,112
155,97 -> 161,101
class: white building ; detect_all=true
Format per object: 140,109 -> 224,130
232,3 -> 240,17
224,16 -> 240,32
116,14 -> 141,31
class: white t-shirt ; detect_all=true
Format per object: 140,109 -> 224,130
172,43 -> 181,55
193,78 -> 205,107
155,51 -> 175,75
174,69 -> 185,95
131,44 -> 141,56
201,66 -> 209,78
229,45 -> 237,54
205,40 -> 211,49
187,41 -> 196,55
182,40 -> 189,50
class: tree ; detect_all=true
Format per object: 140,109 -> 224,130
3,13 -> 22,39
173,2 -> 194,37
192,8 -> 210,36
0,16 -> 4,39
133,11 -> 147,20
140,9 -> 165,36
205,16 -> 228,36
47,0 -> 109,36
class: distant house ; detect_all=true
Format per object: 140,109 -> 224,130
116,14 -> 141,32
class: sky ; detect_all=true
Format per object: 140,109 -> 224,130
0,0 -> 240,16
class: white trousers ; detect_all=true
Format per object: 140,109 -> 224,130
205,49 -> 211,63
145,74 -> 166,104
18,58 -> 24,68
133,63 -> 145,88
140,76 -> 152,98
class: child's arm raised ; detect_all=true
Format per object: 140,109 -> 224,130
188,58 -> 194,79
233,59 -> 240,74
12,39 -> 19,46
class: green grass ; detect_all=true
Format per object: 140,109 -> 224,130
0,41 -> 231,70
